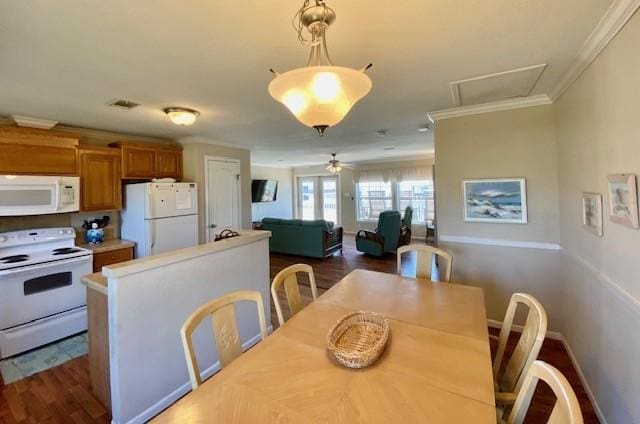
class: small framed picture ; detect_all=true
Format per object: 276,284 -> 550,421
462,178 -> 527,224
582,192 -> 603,236
607,174 -> 639,229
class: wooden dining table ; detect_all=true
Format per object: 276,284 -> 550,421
152,269 -> 496,423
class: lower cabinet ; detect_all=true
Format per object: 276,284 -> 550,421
92,246 -> 134,273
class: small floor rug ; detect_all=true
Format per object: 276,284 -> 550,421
0,332 -> 88,385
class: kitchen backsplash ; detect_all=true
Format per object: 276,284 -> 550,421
0,211 -> 120,243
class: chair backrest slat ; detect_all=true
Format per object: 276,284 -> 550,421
271,264 -> 317,326
397,244 -> 453,282
181,290 -> 267,390
507,360 -> 583,424
493,293 -> 548,394
283,273 -> 304,316
211,303 -> 243,368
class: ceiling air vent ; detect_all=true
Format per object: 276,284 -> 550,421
107,99 -> 140,110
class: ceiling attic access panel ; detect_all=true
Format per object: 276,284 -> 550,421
450,64 -> 547,106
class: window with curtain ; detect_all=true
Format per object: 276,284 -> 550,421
356,181 -> 393,221
355,165 -> 434,222
398,180 -> 435,223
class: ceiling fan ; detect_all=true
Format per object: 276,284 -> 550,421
325,153 -> 352,174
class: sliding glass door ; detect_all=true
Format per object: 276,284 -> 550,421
297,176 -> 340,224
298,177 -> 316,220
321,178 -> 338,224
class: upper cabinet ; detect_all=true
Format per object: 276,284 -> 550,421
79,146 -> 122,212
110,141 -> 183,180
0,126 -> 79,175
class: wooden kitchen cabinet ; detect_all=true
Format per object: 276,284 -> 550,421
92,246 -> 134,273
110,141 -> 182,180
121,144 -> 156,178
155,149 -> 182,178
0,126 -> 79,175
79,146 -> 122,212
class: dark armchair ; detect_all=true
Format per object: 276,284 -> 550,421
398,206 -> 413,247
355,210 -> 401,256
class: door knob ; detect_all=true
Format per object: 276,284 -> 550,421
210,224 -> 217,229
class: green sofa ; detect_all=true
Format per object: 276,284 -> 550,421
261,218 -> 343,259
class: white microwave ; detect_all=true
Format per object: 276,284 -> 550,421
0,175 -> 80,216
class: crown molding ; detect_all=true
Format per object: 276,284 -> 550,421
549,0 -> 640,101
10,115 -> 58,129
178,135 -> 250,151
428,95 -> 552,121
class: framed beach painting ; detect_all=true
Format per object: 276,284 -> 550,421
582,192 -> 603,236
462,178 -> 527,224
607,174 -> 639,229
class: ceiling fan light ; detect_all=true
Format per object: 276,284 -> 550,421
164,107 -> 200,126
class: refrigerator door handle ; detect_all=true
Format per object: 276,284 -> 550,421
150,219 -> 156,252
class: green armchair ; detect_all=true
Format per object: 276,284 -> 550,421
398,206 -> 413,247
355,210 -> 401,256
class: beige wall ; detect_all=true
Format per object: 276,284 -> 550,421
435,106 -> 560,243
434,106 -> 563,325
182,142 -> 252,243
250,165 -> 294,220
553,11 -> 640,423
434,13 -> 640,423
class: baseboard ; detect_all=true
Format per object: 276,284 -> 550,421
486,318 -> 563,340
487,319 -> 607,424
557,334 -> 608,424
122,327 -> 272,424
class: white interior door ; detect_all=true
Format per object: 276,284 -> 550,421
206,158 -> 241,242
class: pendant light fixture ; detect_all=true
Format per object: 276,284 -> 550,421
268,0 -> 372,136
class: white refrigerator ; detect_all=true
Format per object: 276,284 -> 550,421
121,182 -> 199,258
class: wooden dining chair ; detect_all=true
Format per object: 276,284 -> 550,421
505,360 -> 583,424
270,263 -> 318,326
181,290 -> 268,390
492,293 -> 548,418
396,244 -> 453,282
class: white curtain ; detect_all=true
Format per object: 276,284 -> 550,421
354,166 -> 432,183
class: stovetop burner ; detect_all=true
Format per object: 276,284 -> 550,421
0,254 -> 30,263
52,248 -> 83,255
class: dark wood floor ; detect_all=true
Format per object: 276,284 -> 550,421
0,237 -> 599,423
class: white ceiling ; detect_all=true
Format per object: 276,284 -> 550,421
0,0 -> 612,166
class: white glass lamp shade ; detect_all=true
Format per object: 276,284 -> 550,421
269,66 -> 372,130
164,108 -> 200,126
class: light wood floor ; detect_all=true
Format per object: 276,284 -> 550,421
0,237 -> 599,423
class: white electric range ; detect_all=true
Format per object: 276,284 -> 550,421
0,227 -> 93,359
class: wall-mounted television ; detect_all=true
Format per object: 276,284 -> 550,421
252,179 -> 278,202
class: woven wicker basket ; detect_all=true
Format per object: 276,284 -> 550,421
326,311 -> 390,369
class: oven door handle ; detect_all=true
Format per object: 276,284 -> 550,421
0,255 -> 92,277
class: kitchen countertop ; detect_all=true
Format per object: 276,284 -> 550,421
81,272 -> 108,295
80,231 -> 271,295
79,239 -> 135,254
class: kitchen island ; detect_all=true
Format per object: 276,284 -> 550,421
81,230 -> 271,424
